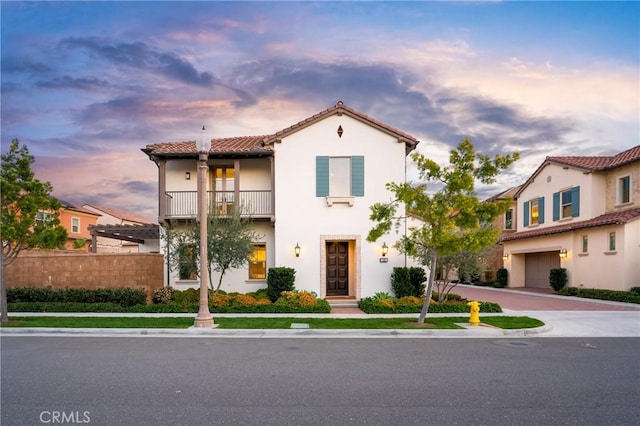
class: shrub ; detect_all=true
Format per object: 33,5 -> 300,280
211,294 -> 232,308
559,287 -> 640,304
232,294 -> 257,306
495,268 -> 508,288
391,267 -> 426,298
549,268 -> 568,292
267,267 -> 296,302
630,287 -> 640,295
357,295 -> 502,314
152,287 -> 173,304
6,286 -> 146,307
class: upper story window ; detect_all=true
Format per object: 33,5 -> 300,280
36,211 -> 53,227
71,217 -> 80,233
618,175 -> 631,204
504,209 -> 514,230
523,197 -> 544,227
553,186 -> 580,221
329,157 -> 351,197
248,243 -> 266,280
316,156 -> 364,201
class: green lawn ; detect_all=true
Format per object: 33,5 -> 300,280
1,316 -> 544,330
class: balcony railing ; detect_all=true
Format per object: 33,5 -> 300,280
165,190 -> 272,219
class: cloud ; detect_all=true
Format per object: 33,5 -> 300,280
60,37 -> 215,87
37,76 -> 110,91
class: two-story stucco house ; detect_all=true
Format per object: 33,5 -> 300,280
82,204 -> 158,253
501,145 -> 640,291
142,102 -> 421,300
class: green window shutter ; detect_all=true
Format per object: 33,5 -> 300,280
523,201 -> 529,227
538,197 -> 545,224
351,156 -> 364,196
571,186 -> 580,217
552,192 -> 560,221
316,156 -> 329,197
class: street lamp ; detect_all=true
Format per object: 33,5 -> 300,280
194,125 -> 214,328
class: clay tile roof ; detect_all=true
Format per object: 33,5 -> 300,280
83,204 -> 156,224
142,102 -> 419,157
515,145 -> 639,199
502,208 -> 640,242
143,135 -> 271,156
58,200 -> 101,216
547,145 -> 640,171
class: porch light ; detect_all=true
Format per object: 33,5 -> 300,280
381,242 -> 389,257
559,248 -> 568,258
185,172 -> 191,180
295,243 -> 301,257
193,125 -> 214,328
502,253 -> 509,261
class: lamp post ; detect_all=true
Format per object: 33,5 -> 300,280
194,125 -> 214,328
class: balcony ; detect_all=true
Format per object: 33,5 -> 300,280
164,190 -> 272,220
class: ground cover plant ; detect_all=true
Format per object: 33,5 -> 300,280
359,291 -> 502,314
1,316 -> 544,330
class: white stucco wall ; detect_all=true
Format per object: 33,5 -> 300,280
271,114 -> 416,298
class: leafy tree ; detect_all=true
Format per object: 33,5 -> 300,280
1,140 -> 68,323
434,249 -> 482,302
164,207 -> 261,293
367,139 -> 518,324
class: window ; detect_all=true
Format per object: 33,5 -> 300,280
553,187 -> 580,221
329,157 -> 351,197
609,232 -> 616,252
523,197 -> 544,226
248,243 -> 266,280
582,235 -> 588,253
316,156 -> 364,198
36,211 -> 52,226
178,244 -> 197,280
618,176 -> 631,204
504,209 -> 514,230
71,217 -> 80,233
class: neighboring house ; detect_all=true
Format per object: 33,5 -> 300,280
480,185 -> 520,282
57,200 -> 101,251
501,145 -> 640,291
142,101 -> 422,299
82,204 -> 159,253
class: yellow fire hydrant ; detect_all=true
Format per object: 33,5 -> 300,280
467,300 -> 480,326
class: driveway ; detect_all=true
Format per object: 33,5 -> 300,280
449,285 -> 640,311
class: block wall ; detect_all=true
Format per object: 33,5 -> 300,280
5,251 -> 164,302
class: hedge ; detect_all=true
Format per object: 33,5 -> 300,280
558,287 -> 640,304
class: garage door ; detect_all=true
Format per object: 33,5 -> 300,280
525,252 -> 561,288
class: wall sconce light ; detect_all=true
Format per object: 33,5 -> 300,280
294,243 -> 301,258
559,248 -> 567,258
381,242 -> 389,257
502,253 -> 509,261
185,172 -> 191,180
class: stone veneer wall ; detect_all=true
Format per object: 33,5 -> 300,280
4,251 -> 164,302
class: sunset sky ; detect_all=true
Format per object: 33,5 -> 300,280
2,1 -> 638,221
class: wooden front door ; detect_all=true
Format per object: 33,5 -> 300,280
326,242 -> 349,296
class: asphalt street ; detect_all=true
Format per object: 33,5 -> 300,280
2,336 -> 639,425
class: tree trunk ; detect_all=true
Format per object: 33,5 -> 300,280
1,252 -> 8,324
418,250 -> 438,324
